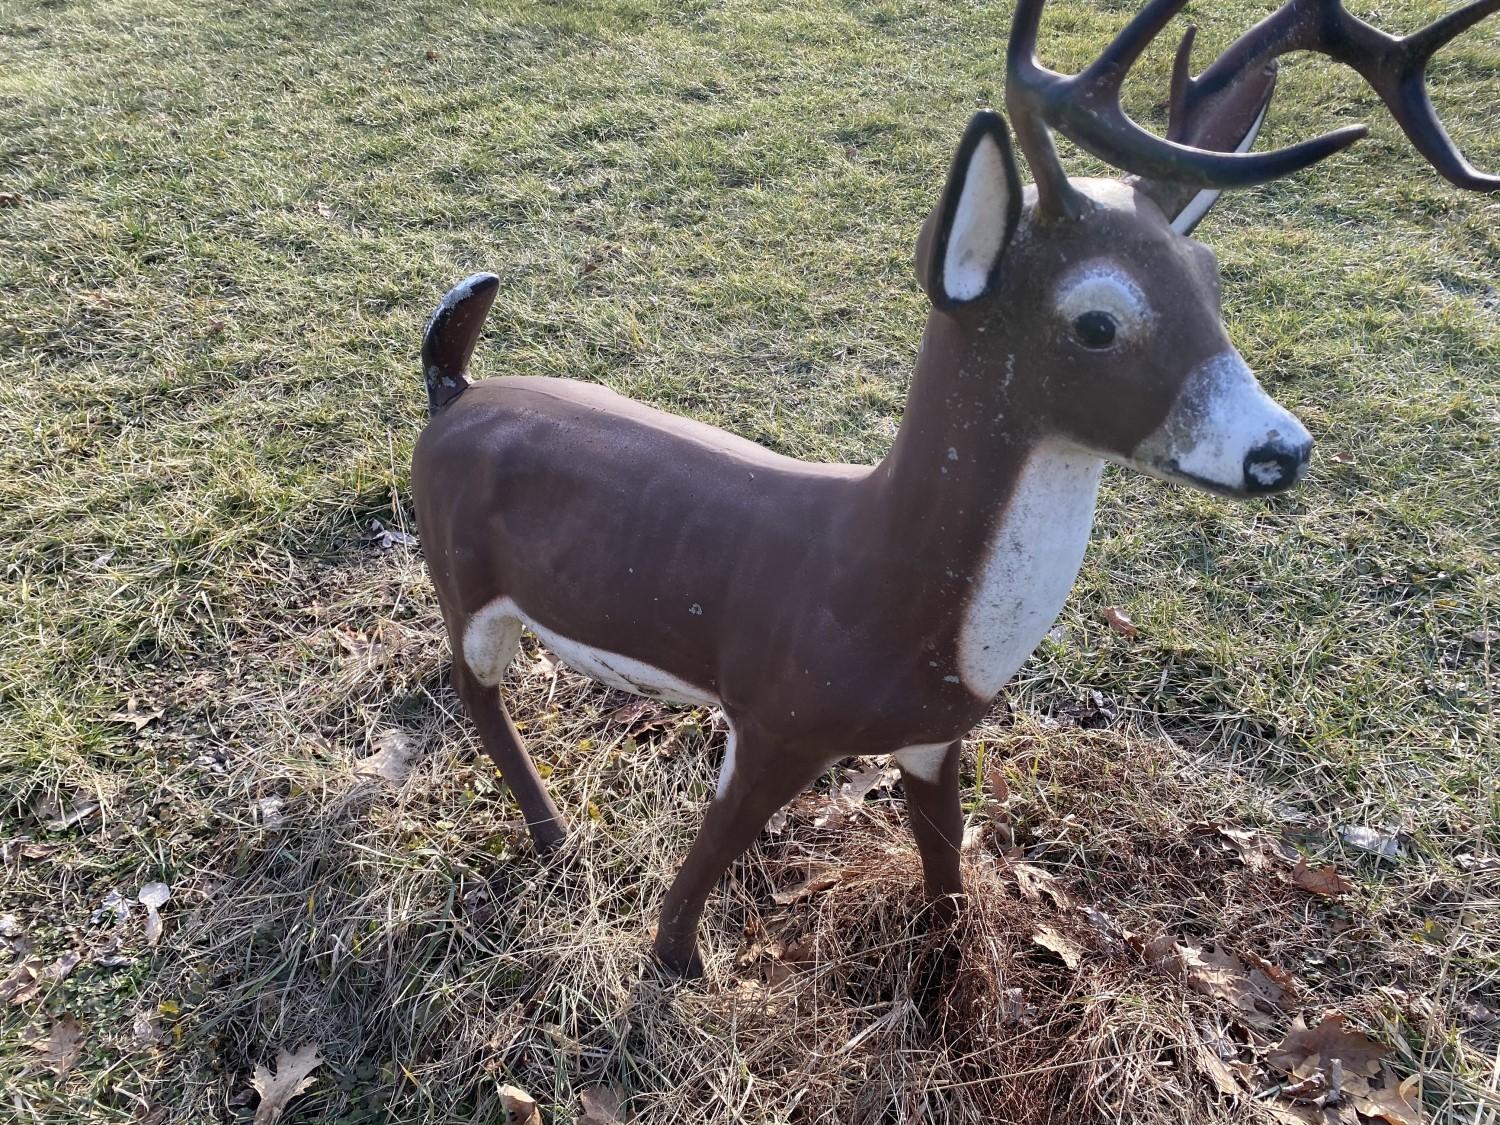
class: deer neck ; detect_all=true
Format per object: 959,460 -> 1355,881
869,313 -> 1105,699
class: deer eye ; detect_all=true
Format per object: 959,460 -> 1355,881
1073,310 -> 1117,349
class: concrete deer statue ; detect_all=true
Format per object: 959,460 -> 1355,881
414,0 -> 1498,976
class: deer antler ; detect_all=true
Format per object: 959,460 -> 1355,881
1006,0 -> 1500,206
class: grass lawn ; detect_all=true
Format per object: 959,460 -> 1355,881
1,0 -> 1497,1120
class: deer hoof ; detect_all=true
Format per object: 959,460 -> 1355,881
527,816 -> 569,853
652,940 -> 704,980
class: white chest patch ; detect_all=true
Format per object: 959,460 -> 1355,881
462,596 -> 720,709
956,443 -> 1103,700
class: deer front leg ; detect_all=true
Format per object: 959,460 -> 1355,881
451,662 -> 569,851
894,741 -> 965,912
654,731 -> 822,978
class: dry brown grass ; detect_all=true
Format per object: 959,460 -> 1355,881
5,539 -> 1493,1122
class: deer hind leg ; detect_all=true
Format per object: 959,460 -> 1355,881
654,729 -> 822,978
893,741 -> 965,911
449,611 -> 569,851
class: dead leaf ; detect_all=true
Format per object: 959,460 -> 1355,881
1206,823 -> 1297,871
1031,925 -> 1083,970
132,1010 -> 164,1048
735,924 -> 783,969
424,48 -> 439,60
1338,825 -> 1402,859
1,959 -> 42,1005
1198,947 -> 1291,1028
1465,626 -> 1497,645
1282,1070 -> 1333,1102
354,729 -> 414,783
1059,688 -> 1116,727
257,795 -> 286,829
1191,1033 -> 1250,1097
813,766 -> 897,827
771,869 -> 843,905
999,987 -> 1036,1025
138,882 -> 170,948
499,1084 -> 543,1125
781,934 -> 816,964
1291,857 -> 1355,897
1100,605 -> 1139,637
1077,903 -> 1125,944
90,890 -> 131,926
1243,949 -> 1299,997
578,1084 -> 626,1123
764,808 -> 788,835
108,697 -> 163,732
1268,1010 -> 1390,1081
1010,862 -> 1073,909
45,801 -> 100,831
1353,1068 -> 1424,1125
364,519 -> 417,550
578,242 -> 621,276
35,1013 -> 83,1075
608,699 -> 665,729
250,1043 -> 322,1125
1141,938 -> 1290,1030
45,950 -> 82,983
1329,450 -> 1357,464
5,836 -> 57,871
0,192 -> 24,206
839,765 -> 897,804
986,761 -> 1009,803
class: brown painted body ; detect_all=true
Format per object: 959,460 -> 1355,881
412,0 -> 1496,976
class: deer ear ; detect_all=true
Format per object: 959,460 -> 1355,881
1134,66 -> 1277,235
916,110 -> 1022,310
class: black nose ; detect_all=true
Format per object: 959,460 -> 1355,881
1242,440 -> 1312,494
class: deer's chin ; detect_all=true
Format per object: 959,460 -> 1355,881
1131,455 -> 1308,499
1126,351 -> 1313,499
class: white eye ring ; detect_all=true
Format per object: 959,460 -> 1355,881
1055,261 -> 1153,346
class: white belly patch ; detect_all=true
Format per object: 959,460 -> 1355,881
461,596 -> 721,709
956,442 -> 1103,700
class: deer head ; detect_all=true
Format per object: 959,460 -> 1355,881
910,0 -> 1497,497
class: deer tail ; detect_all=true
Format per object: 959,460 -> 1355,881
422,272 -> 499,415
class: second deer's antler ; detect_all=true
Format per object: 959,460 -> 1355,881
1006,0 -> 1500,201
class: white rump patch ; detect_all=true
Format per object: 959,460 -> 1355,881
942,134 -> 1011,303
1055,260 -> 1153,344
893,742 -> 952,782
461,600 -> 523,686
1132,351 -> 1311,493
956,442 -> 1104,700
461,596 -> 720,708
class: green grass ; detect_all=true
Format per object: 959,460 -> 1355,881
1,0 -> 1497,1121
